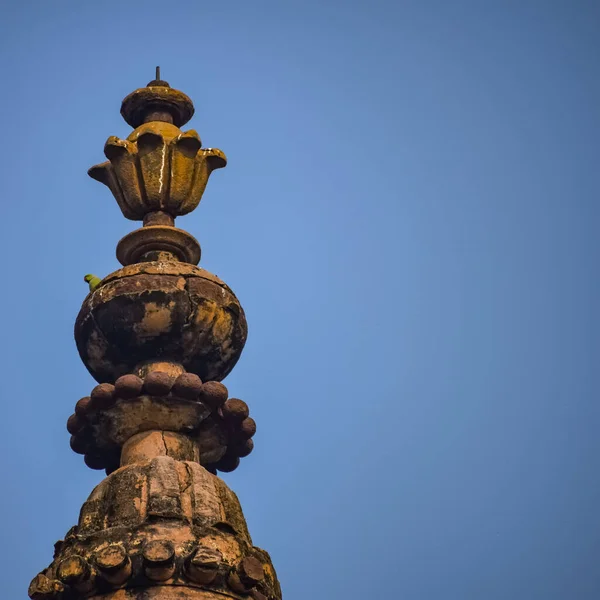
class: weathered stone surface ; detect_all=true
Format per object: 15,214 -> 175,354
75,263 -> 247,384
213,479 -> 252,544
70,434 -> 89,455
116,226 -> 201,266
196,420 -> 228,465
253,546 -> 282,599
147,456 -> 182,519
121,84 -> 195,128
66,414 -> 84,435
78,454 -> 233,533
28,574 -> 64,599
75,396 -> 92,417
215,454 -> 240,473
91,384 -> 116,409
137,362 -> 186,380
79,479 -> 110,534
184,461 -> 224,527
86,394 -> 210,450
94,545 -> 132,585
199,382 -> 228,409
122,431 -> 199,466
236,439 -> 254,458
35,454 -> 281,599
238,556 -> 265,587
185,547 -> 222,584
89,115 -> 226,222
143,539 -> 176,581
239,417 -> 257,439
56,555 -> 93,593
115,374 -> 144,398
221,399 -> 249,422
143,371 -> 175,396
105,466 -> 146,529
173,373 -> 203,400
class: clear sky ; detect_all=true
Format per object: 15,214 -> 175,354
0,1 -> 599,598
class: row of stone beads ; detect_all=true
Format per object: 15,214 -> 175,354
67,371 -> 227,472
67,371 -> 257,473
69,371 -> 228,424
29,542 -> 269,599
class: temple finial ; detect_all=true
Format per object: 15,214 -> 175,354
29,72 -> 281,600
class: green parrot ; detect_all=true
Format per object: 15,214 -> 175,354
84,274 -> 102,292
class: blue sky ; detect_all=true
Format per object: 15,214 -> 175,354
0,1 -> 599,598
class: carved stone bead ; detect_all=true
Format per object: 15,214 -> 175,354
143,371 -> 174,396
142,540 -> 176,581
75,396 -> 92,417
115,374 -> 144,398
56,555 -> 90,586
28,574 -> 64,599
66,414 -> 83,435
186,547 -> 222,584
221,399 -> 249,422
94,544 -> 132,586
200,381 -> 228,409
172,373 -> 203,399
90,383 -> 116,409
240,417 -> 257,439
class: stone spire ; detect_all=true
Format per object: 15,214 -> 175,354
29,72 -> 282,600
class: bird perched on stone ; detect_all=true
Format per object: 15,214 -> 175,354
84,274 -> 102,292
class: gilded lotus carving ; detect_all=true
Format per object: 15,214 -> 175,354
88,121 -> 226,220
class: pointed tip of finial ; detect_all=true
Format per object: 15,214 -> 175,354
147,66 -> 169,88
121,67 -> 194,128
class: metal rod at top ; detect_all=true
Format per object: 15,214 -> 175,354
156,66 -> 160,80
